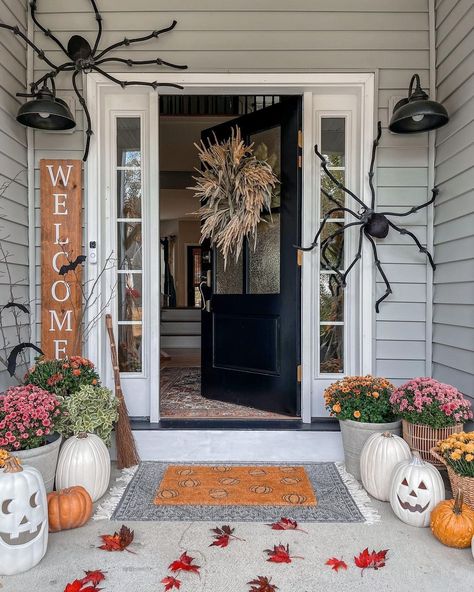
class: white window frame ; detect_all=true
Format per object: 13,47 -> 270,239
85,72 -> 375,424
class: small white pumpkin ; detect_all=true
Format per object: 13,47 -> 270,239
360,431 -> 411,501
56,433 -> 110,502
389,452 -> 445,527
0,455 -> 48,575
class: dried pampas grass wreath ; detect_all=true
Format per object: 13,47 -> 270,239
189,127 -> 279,265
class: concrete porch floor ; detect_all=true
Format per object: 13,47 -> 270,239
2,467 -> 473,592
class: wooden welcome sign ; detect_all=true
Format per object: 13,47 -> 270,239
41,159 -> 82,358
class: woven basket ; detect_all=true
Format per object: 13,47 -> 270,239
402,420 -> 463,467
431,447 -> 474,509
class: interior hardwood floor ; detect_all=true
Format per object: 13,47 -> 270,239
161,348 -> 201,369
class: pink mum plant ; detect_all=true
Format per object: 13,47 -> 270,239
0,384 -> 62,451
390,377 -> 472,428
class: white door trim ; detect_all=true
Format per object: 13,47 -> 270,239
85,72 -> 375,424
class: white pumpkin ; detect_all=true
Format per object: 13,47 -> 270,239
389,453 -> 445,527
360,431 -> 411,501
0,455 -> 48,575
56,433 -> 110,502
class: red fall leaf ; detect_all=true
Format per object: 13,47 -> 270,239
354,548 -> 388,574
64,581 -> 84,592
325,557 -> 348,572
99,524 -> 135,553
264,543 -> 304,563
161,576 -> 182,590
247,576 -> 279,592
83,570 -> 107,586
168,551 -> 201,575
63,571 -> 106,592
210,525 -> 244,548
266,517 -> 307,534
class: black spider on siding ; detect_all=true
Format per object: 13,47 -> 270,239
298,121 -> 437,312
0,0 -> 187,161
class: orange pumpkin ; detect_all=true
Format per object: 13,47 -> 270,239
430,490 -> 474,548
47,486 -> 93,533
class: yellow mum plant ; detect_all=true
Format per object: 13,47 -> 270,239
437,432 -> 474,478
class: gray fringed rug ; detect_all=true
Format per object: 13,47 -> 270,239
94,462 -> 380,524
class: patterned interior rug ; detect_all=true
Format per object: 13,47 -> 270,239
160,367 -> 291,419
154,465 -> 318,507
94,462 -> 380,524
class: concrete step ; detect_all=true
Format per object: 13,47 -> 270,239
162,308 -> 201,322
160,321 -> 201,336
129,428 -> 343,462
161,335 -> 201,348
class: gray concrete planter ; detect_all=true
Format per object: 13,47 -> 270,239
340,419 -> 402,481
15,433 -> 61,493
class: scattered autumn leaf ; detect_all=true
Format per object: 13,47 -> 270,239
63,571 -> 106,592
210,525 -> 245,548
82,571 -> 106,586
266,517 -> 307,534
248,576 -> 279,592
354,548 -> 388,574
161,576 -> 181,590
168,551 -> 201,575
264,543 -> 304,563
99,524 -> 135,553
325,557 -> 348,572
64,581 -> 84,592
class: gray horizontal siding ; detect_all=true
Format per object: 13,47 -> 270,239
433,0 -> 474,398
0,0 -> 29,389
29,1 -> 430,390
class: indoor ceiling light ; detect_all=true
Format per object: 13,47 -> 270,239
16,84 -> 76,131
389,74 -> 449,134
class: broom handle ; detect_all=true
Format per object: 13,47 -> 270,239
105,314 -> 125,403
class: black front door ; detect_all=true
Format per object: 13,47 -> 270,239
201,97 -> 302,416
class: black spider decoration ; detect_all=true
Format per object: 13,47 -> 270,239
299,121 -> 438,312
0,0 -> 187,161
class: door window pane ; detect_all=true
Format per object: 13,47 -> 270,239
118,274 -> 143,322
118,325 -> 142,373
215,250 -> 243,295
251,126 -> 281,207
118,222 -> 142,270
248,214 -> 280,294
319,117 -> 346,374
117,117 -> 141,166
117,170 -> 142,218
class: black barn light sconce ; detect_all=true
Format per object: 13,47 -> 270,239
16,82 -> 76,131
389,74 -> 449,133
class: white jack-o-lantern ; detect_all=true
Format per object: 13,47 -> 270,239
0,455 -> 48,575
360,432 -> 411,501
389,453 -> 445,527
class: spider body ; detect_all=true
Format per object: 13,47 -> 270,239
0,0 -> 188,160
299,121 -> 438,311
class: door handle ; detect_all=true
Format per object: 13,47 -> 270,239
199,281 -> 211,312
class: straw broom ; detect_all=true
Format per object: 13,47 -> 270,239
105,314 -> 140,469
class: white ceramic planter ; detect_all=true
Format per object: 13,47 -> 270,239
56,433 -> 111,502
340,418 -> 402,481
15,433 -> 61,493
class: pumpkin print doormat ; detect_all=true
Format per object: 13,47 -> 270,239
94,462 -> 380,523
154,465 -> 317,507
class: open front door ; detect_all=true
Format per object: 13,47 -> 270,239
200,97 -> 302,416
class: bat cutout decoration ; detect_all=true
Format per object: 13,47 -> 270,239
0,1 -> 188,161
7,343 -> 44,376
59,255 -> 87,276
1,302 -> 29,314
297,121 -> 438,312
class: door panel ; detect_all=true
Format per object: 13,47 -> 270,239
201,97 -> 302,416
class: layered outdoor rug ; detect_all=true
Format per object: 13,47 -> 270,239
95,462 -> 380,523
160,367 -> 289,419
154,465 -> 318,507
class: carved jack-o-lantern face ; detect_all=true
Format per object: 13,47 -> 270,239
0,458 -> 48,576
389,454 -> 445,528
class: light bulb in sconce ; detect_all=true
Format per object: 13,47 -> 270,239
411,114 -> 425,122
38,112 -> 51,119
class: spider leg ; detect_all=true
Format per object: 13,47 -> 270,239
89,0 -> 103,56
364,231 -> 392,312
95,56 -> 188,71
72,70 -> 93,162
341,224 -> 365,287
29,0 -> 68,55
295,207 -> 361,252
320,220 -> 364,284
379,186 -> 439,217
0,23 -> 58,69
94,20 -> 179,61
91,65 -> 184,90
31,62 -> 75,93
321,187 -> 343,209
369,121 -> 382,209
314,144 -> 367,211
387,220 -> 436,270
